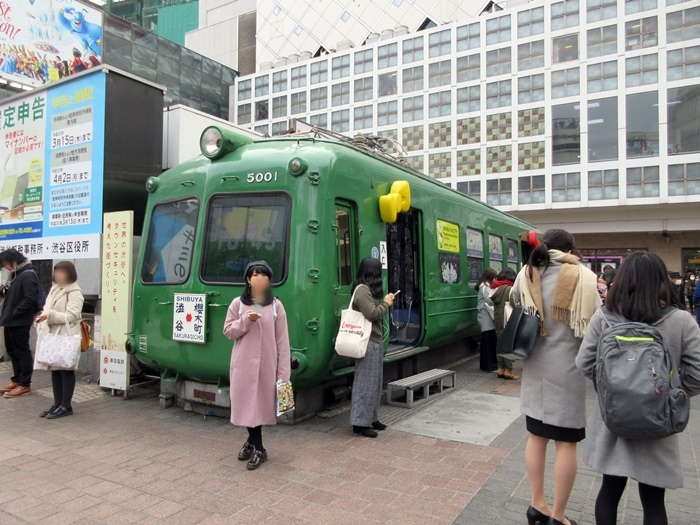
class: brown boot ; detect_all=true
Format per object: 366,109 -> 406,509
497,368 -> 505,378
4,385 -> 30,398
0,382 -> 19,393
504,369 -> 520,381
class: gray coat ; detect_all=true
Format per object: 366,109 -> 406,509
477,283 -> 495,332
576,308 -> 700,488
511,262 -> 601,429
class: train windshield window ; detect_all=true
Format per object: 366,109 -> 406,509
142,198 -> 200,284
201,193 -> 291,284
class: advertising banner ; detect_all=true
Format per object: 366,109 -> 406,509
0,0 -> 103,87
0,69 -> 105,257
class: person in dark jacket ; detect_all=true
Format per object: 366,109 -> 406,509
490,267 -> 520,380
0,249 -> 40,398
695,281 -> 700,326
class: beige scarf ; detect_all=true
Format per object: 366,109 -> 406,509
518,250 -> 598,338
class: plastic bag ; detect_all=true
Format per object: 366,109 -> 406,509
276,380 -> 295,417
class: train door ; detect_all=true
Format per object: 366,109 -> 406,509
386,210 -> 423,352
333,201 -> 357,317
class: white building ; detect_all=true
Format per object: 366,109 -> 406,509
202,0 -> 700,274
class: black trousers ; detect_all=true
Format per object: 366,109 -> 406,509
51,370 -> 76,409
480,329 -> 497,372
246,426 -> 264,451
4,325 -> 33,387
595,474 -> 667,525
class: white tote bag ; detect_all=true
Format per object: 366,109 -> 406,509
36,320 -> 81,370
335,285 -> 372,359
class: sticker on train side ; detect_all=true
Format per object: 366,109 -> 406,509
246,171 -> 279,183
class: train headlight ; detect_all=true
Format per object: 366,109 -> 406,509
289,157 -> 307,176
200,127 -> 223,158
199,125 -> 255,161
145,177 -> 159,192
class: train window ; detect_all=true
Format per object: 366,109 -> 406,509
466,228 -> 484,287
201,193 -> 291,284
142,198 -> 200,285
507,239 -> 519,270
335,205 -> 356,286
489,234 -> 504,271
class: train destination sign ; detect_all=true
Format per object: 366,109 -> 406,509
173,293 -> 207,343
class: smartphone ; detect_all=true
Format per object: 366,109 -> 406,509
393,290 -> 401,296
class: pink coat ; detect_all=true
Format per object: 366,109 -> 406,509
223,297 -> 291,427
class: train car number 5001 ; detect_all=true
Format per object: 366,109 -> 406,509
247,171 -> 279,183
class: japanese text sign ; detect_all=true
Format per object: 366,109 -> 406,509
173,294 -> 207,344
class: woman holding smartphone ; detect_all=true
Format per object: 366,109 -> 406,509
224,261 -> 291,470
350,258 -> 394,438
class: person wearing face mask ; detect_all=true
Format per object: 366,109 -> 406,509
0,249 -> 41,398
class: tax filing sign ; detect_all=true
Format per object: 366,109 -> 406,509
0,68 -> 105,258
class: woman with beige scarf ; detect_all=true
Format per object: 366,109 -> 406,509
511,229 -> 600,525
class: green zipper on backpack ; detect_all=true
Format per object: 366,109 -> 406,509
614,336 -> 654,342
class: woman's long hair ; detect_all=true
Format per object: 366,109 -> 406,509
240,263 -> 274,306
353,258 -> 384,299
527,229 -> 576,280
605,252 -> 683,323
475,268 -> 497,291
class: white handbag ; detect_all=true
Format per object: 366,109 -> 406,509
335,285 -> 372,359
36,319 -> 81,370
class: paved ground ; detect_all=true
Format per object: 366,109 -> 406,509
0,356 -> 698,524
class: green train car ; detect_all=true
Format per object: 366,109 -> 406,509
125,126 -> 535,414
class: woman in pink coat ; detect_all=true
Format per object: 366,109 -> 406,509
223,261 -> 291,470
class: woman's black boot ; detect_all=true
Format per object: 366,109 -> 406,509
371,421 -> 387,431
353,426 -> 378,438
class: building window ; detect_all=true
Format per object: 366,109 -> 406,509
486,178 -> 513,206
626,54 -> 658,87
588,169 -> 619,200
429,29 -> 451,58
518,175 -> 546,204
457,54 -> 480,83
625,0 -> 658,13
667,7 -> 700,43
552,172 -> 581,202
354,77 -> 373,102
457,22 -> 480,51
668,85 -> 700,154
354,49 -> 373,74
254,124 -> 269,135
486,145 -> 513,173
331,109 -> 349,133
377,101 -> 398,126
332,55 -> 350,79
354,105 -> 373,130
457,181 -> 481,199
429,60 -> 451,88
378,72 -> 397,97
518,40 -> 545,71
332,82 -> 350,106
403,36 -> 424,63
457,86 -> 481,113
587,0 -> 617,22
626,92 -> 659,157
291,66 -> 307,88
553,34 -> 579,64
588,61 -> 618,93
403,125 -> 424,152
625,16 -> 658,51
255,75 -> 269,97
519,141 -> 546,171
272,71 -> 287,93
486,80 -> 512,109
518,74 -> 545,104
309,113 -> 328,128
627,166 -> 660,197
486,48 -> 511,77
486,112 -> 512,141
238,79 -> 252,100
272,96 -> 287,118
310,61 -> 328,84
271,121 -> 288,136
669,162 -> 700,196
457,148 -> 481,175
551,67 -> 580,98
403,95 -> 424,122
486,14 -> 511,45
518,107 -> 546,137
457,117 -> 481,145
551,0 -> 579,31
517,7 -> 545,38
406,155 -> 424,172
378,43 -> 398,69
238,103 -> 251,124
667,45 -> 700,80
310,87 -> 327,111
428,152 -> 451,179
589,97 -> 618,162
552,102 -> 581,165
403,66 -> 424,93
290,92 -> 306,115
429,91 -> 451,118
588,25 -> 617,58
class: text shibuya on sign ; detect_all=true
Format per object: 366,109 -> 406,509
173,294 -> 207,343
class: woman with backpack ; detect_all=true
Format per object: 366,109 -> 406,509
476,268 -> 498,372
35,261 -> 84,419
490,267 -> 519,380
511,229 -> 600,525
223,261 -> 291,470
576,252 -> 700,525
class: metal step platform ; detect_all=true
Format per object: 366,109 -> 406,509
386,368 -> 456,408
